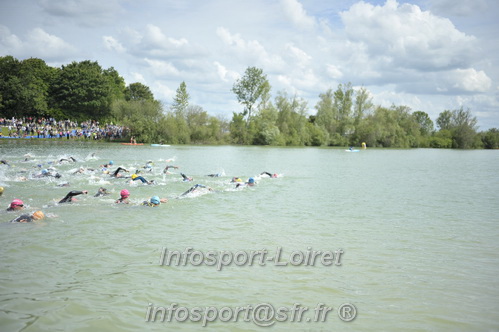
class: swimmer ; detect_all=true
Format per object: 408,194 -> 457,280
142,196 -> 168,207
143,161 -> 153,171
163,165 -> 179,174
58,190 -> 88,203
181,173 -> 193,182
7,199 -> 25,211
59,157 -> 77,163
0,186 -> 3,196
206,173 -> 222,177
231,177 -> 243,183
116,189 -> 130,204
73,167 -> 95,174
100,161 -> 114,168
236,177 -> 256,188
260,172 -> 278,178
111,167 -> 128,178
57,182 -> 70,187
10,210 -> 45,223
94,187 -> 109,197
131,173 -> 154,184
181,184 -> 213,197
36,169 -> 62,179
1,160 -> 10,166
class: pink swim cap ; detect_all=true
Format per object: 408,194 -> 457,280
10,199 -> 24,208
120,189 -> 130,198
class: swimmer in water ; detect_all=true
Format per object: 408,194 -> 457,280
57,182 -> 70,187
59,190 -> 88,203
100,161 -> 114,168
1,160 -> 10,166
116,189 -> 130,204
231,177 -> 243,183
143,161 -> 153,171
181,184 -> 213,197
260,172 -> 278,178
94,187 -> 109,197
10,211 -> 45,223
181,173 -> 193,182
7,199 -> 25,211
131,173 -> 154,184
206,173 -> 222,177
59,157 -> 77,163
142,196 -> 168,207
0,186 -> 4,196
36,169 -> 62,179
236,177 -> 256,188
163,165 -> 179,174
111,167 -> 128,178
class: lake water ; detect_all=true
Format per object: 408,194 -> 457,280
0,140 -> 498,331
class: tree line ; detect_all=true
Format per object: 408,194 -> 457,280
1,56 -> 498,148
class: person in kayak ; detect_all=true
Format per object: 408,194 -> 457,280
59,190 -> 88,203
116,189 -> 131,204
10,211 -> 45,223
7,199 -> 25,211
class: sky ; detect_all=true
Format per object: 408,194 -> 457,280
1,0 -> 498,130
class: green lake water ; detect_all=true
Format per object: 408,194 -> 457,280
0,140 -> 498,331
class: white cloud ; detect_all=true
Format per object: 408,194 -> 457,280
144,58 -> 180,77
326,64 -> 343,79
0,25 -> 76,60
280,0 -> 316,29
103,36 -> 125,53
340,0 -> 477,71
213,61 -> 240,82
449,68 -> 492,92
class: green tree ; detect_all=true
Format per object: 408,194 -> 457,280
333,83 -> 354,136
436,110 -> 452,130
50,60 -> 114,120
232,67 -> 271,125
171,81 -> 189,117
125,82 -> 154,101
413,111 -> 434,136
450,107 -> 478,149
481,128 -> 499,149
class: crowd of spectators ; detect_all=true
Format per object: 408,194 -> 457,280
0,117 -> 129,140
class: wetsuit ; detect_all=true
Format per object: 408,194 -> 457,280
206,173 -> 221,177
94,187 -> 109,197
142,201 -> 157,207
163,165 -> 178,174
181,173 -> 192,182
59,190 -> 86,203
112,167 -> 128,177
261,172 -> 273,177
10,214 -> 35,223
115,197 -> 129,204
132,175 -> 149,184
181,184 -> 207,196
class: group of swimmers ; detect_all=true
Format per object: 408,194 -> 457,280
1,156 -> 279,223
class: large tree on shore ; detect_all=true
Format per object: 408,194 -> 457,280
232,67 -> 271,125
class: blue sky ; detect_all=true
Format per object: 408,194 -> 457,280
1,0 -> 498,130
